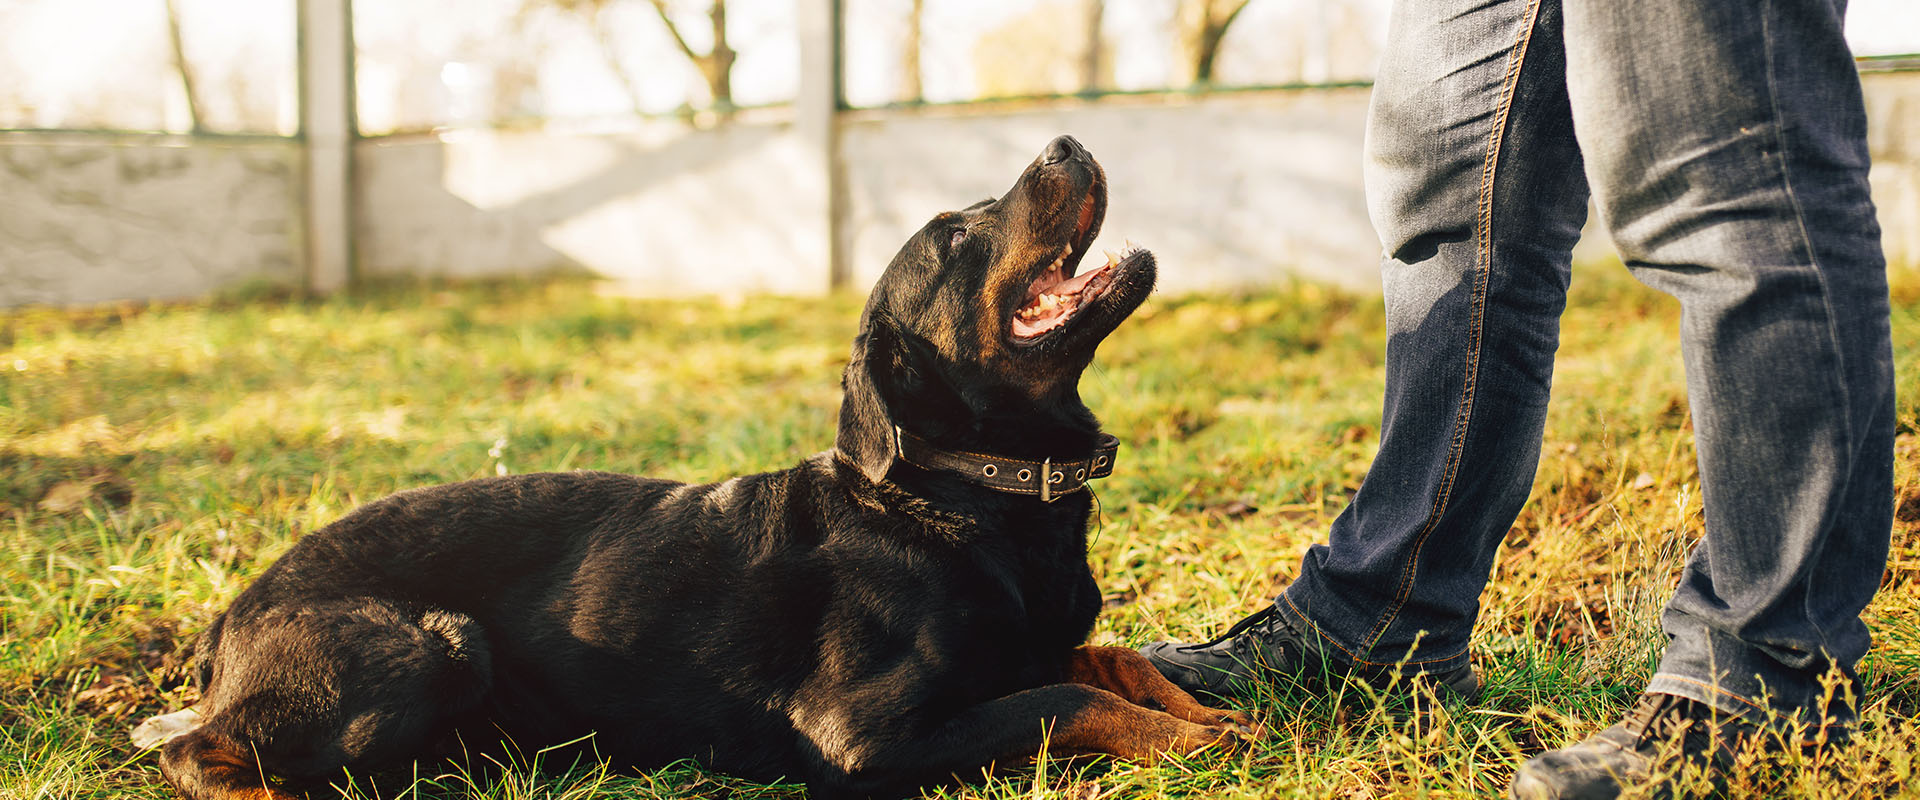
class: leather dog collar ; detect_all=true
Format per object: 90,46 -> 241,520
893,427 -> 1119,502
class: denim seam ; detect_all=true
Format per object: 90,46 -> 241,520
1756,0 -> 1858,666
1358,0 -> 1545,661
1650,673 -> 1768,716
1281,592 -> 1468,669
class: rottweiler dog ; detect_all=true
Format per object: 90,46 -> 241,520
152,135 -> 1252,800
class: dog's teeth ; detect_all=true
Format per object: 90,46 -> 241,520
1104,250 -> 1120,268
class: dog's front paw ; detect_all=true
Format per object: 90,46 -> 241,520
1203,707 -> 1260,738
1169,716 -> 1255,757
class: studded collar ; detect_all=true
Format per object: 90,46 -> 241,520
892,427 -> 1119,502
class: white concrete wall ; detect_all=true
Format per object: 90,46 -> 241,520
347,89 -> 1384,297
843,71 -> 1920,293
353,118 -> 832,297
0,134 -> 303,307
1864,70 -> 1920,272
3,71 -> 1918,308
840,89 -> 1381,293
353,72 -> 1920,300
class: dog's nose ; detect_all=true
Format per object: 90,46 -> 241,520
1042,135 -> 1084,165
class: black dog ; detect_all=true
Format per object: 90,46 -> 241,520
153,136 -> 1251,800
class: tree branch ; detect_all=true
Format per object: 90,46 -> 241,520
162,0 -> 206,132
645,0 -> 704,65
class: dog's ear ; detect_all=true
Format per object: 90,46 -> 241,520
837,312 -> 901,484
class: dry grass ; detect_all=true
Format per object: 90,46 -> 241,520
3,267 -> 1917,798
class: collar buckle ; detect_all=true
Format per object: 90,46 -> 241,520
893,429 -> 1119,501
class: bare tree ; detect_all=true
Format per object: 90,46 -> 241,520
1177,0 -> 1251,87
902,0 -> 924,102
518,0 -> 648,114
645,0 -> 735,112
524,0 -> 735,115
1082,0 -> 1104,93
163,0 -> 206,131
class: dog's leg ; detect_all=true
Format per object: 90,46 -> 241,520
159,601 -> 492,798
1066,645 -> 1257,732
159,728 -> 301,800
804,682 -> 1239,798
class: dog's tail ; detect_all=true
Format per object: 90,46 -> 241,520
159,726 -> 300,800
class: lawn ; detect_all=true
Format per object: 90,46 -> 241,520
3,270 -> 1917,799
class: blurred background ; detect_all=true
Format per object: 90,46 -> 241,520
3,0 -> 1918,306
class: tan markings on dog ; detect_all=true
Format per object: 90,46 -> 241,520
163,732 -> 301,800
1067,646 -> 1259,732
978,233 -> 1059,356
1029,687 -> 1237,761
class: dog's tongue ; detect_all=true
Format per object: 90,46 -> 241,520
1012,313 -> 1059,338
1053,264 -> 1105,296
1013,264 -> 1110,338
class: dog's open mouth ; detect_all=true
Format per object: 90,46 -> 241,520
1011,245 -> 1136,340
1011,190 -> 1139,342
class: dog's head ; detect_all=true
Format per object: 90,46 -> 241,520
837,135 -> 1157,485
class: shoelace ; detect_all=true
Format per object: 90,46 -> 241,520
1178,605 -> 1282,652
1623,693 -> 1748,759
1622,693 -> 1688,746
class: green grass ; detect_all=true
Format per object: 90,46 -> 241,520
3,270 -> 1918,798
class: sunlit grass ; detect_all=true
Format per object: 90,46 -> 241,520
3,267 -> 1917,798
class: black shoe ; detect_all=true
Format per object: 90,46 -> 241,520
1509,692 -> 1770,799
1138,605 -> 1481,702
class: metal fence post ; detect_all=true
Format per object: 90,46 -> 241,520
797,0 -> 847,291
298,0 -> 355,294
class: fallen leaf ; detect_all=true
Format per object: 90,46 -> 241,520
131,707 -> 203,750
1204,499 -> 1259,519
38,480 -> 94,513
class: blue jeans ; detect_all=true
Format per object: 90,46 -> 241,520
1276,0 -> 1894,727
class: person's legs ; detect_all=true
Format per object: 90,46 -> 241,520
1281,0 -> 1593,672
1567,0 -> 1891,731
1142,0 -> 1589,695
1513,0 -> 1893,795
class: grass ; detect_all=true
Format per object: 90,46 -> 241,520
3,268 -> 1918,799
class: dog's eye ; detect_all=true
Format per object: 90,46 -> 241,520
948,228 -> 968,250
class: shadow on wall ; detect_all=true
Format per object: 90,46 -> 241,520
354,88 -> 1397,299
354,117 -> 832,296
11,72 -> 1915,308
840,91 -> 1387,294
